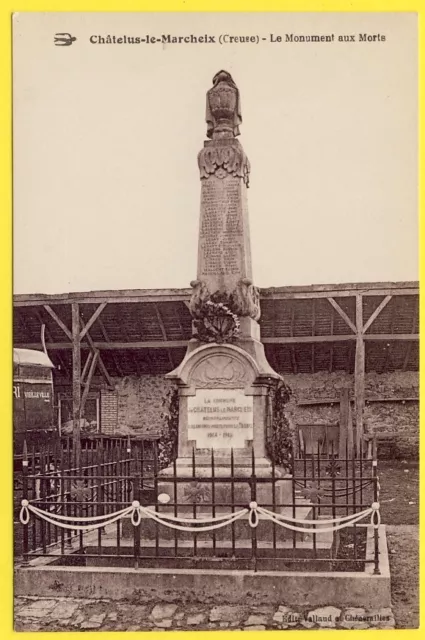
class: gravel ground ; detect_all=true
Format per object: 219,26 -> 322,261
386,524 -> 419,629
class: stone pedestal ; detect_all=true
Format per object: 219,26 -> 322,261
162,341 -> 282,510
166,343 -> 276,452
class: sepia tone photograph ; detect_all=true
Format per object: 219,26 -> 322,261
12,11 -> 418,632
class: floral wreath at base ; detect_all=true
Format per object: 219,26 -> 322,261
193,300 -> 240,344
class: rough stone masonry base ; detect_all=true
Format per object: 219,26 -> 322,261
14,525 -> 390,609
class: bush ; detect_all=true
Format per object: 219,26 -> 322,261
266,379 -> 293,467
158,386 -> 179,470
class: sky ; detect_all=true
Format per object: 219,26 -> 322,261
12,12 -> 418,295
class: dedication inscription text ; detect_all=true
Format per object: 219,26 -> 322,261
187,388 -> 253,449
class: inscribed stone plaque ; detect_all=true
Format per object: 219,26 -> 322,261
187,388 -> 253,449
198,176 -> 250,286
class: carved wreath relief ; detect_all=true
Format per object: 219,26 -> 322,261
191,354 -> 251,388
189,278 -> 261,343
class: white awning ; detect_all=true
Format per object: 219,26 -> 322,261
13,348 -> 54,368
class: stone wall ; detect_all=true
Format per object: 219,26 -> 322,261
99,376 -> 175,436
283,371 -> 418,458
99,371 -> 418,458
285,371 -> 419,457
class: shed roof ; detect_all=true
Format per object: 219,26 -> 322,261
13,281 -> 419,379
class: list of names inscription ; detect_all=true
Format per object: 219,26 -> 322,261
199,176 -> 246,279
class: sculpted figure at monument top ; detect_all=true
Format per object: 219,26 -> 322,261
206,70 -> 242,139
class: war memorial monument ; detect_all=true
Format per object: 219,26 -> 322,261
160,70 -> 286,507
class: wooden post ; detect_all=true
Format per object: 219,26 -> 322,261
81,350 -> 99,415
354,294 -> 365,457
339,388 -> 349,458
347,400 -> 354,457
72,303 -> 82,469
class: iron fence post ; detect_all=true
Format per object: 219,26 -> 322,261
192,448 -> 197,558
211,449 -> 216,555
250,448 -> 257,573
372,437 -> 380,575
154,440 -> 159,557
22,440 -> 29,566
230,448 -> 236,557
133,475 -> 141,569
173,456 -> 178,558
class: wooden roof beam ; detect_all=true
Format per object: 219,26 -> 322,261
79,316 -> 114,388
16,333 -> 419,352
13,283 -> 419,307
265,335 -> 356,344
81,351 -> 99,415
15,339 -> 190,350
311,300 -> 316,373
403,302 -> 418,370
363,334 -> 419,341
329,308 -> 334,373
363,295 -> 392,333
43,304 -> 72,340
97,317 -> 124,377
262,287 -> 418,301
154,303 -> 174,370
81,351 -> 93,384
79,302 -> 107,340
174,306 -> 186,340
382,298 -> 396,373
326,298 -> 357,334
15,289 -> 193,306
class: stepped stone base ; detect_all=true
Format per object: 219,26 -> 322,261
158,467 -> 293,509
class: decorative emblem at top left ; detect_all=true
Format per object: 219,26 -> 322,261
54,33 -> 77,46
